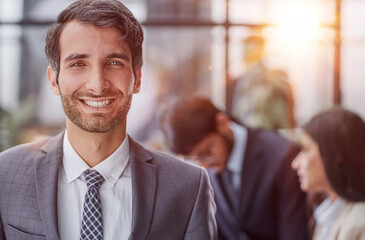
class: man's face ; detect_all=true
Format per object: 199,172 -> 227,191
48,21 -> 141,133
188,133 -> 232,173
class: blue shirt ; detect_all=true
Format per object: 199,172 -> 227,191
225,122 -> 248,190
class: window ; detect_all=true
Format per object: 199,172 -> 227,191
1,0 -> 362,151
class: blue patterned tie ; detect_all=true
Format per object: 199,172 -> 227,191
80,169 -> 104,240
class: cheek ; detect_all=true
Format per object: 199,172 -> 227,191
312,160 -> 327,184
110,71 -> 135,91
58,72 -> 84,94
302,156 -> 326,191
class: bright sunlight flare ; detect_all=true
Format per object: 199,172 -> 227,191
276,2 -> 320,44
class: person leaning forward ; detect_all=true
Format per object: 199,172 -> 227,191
0,1 -> 217,239
161,97 -> 308,240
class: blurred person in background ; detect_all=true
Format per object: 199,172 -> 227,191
0,1 -> 217,239
161,96 -> 308,240
291,107 -> 365,240
229,35 -> 295,130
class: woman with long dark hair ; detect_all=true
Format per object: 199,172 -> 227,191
292,107 -> 365,240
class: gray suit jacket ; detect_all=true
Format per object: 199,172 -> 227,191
0,132 -> 217,240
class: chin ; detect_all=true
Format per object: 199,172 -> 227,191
299,182 -> 310,193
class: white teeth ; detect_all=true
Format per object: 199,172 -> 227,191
85,100 -> 110,108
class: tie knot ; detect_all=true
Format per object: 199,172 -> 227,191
84,169 -> 104,189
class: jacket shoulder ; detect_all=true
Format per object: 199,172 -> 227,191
254,128 -> 298,147
146,145 -> 204,174
339,202 -> 365,225
249,128 -> 300,157
331,201 -> 365,239
0,137 -> 49,166
129,137 -> 205,179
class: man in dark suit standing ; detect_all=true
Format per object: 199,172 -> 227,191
161,97 -> 308,240
0,1 -> 217,239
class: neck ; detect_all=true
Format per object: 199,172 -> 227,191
66,120 -> 126,167
324,184 -> 340,202
327,189 -> 340,202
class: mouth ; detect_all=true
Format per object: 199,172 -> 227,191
80,98 -> 117,109
297,173 -> 304,183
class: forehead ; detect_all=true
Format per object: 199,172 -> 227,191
59,20 -> 130,56
300,131 -> 316,146
190,133 -> 216,154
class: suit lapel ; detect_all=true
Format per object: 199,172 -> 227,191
35,132 -> 64,240
209,170 -> 235,217
239,128 -> 263,217
209,170 -> 243,238
128,137 -> 157,240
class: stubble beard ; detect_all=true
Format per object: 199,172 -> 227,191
61,91 -> 132,133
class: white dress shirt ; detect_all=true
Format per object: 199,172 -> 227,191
225,122 -> 248,190
58,131 -> 132,240
314,197 -> 344,240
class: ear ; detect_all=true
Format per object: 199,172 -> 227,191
133,69 -> 142,94
215,112 -> 232,136
47,66 -> 60,95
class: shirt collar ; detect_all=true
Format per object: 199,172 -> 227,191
314,197 -> 344,225
62,130 -> 130,187
226,122 -> 247,174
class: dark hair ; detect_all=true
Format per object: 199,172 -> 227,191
304,107 -> 365,202
161,97 -> 220,155
45,0 -> 143,76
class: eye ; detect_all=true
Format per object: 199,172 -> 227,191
70,62 -> 86,67
108,60 -> 124,67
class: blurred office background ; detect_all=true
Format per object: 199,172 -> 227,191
0,0 -> 364,151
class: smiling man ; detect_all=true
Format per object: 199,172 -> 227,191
0,1 -> 217,240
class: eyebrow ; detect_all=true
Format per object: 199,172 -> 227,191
63,53 -> 89,63
106,53 -> 130,62
63,53 -> 130,63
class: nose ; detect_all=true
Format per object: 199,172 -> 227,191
291,155 -> 299,171
85,65 -> 110,94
